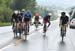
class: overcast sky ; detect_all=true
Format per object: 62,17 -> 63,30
36,0 -> 75,8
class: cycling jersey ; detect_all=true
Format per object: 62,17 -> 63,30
17,14 -> 22,22
35,16 -> 39,21
43,15 -> 51,23
60,16 -> 69,25
11,13 -> 22,23
11,13 -> 17,22
23,11 -> 32,19
23,11 -> 32,22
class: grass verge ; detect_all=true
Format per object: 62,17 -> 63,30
0,22 -> 11,27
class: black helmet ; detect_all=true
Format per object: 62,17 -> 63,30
61,12 -> 66,15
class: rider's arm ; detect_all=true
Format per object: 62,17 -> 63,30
11,15 -> 15,24
66,16 -> 69,26
59,17 -> 62,26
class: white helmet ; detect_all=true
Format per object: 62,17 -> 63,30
22,9 -> 25,12
14,10 -> 18,14
48,13 -> 52,16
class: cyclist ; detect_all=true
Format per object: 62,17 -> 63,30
59,12 -> 69,36
11,10 -> 23,38
11,10 -> 18,30
20,9 -> 26,31
23,10 -> 32,35
34,13 -> 41,24
43,13 -> 51,33
11,10 -> 18,37
33,13 -> 41,30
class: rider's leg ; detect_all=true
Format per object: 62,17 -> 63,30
43,22 -> 46,33
24,22 -> 28,35
35,21 -> 37,26
60,26 -> 62,36
15,23 -> 18,37
28,24 -> 29,32
35,21 -> 38,30
12,23 -> 14,29
48,21 -> 51,27
19,22 -> 22,38
13,23 -> 16,38
24,22 -> 27,40
27,21 -> 30,34
64,25 -> 67,36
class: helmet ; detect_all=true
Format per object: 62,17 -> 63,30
14,10 -> 18,14
22,9 -> 25,12
61,12 -> 66,16
48,13 -> 52,16
35,12 -> 39,16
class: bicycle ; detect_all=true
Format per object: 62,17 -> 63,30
43,24 -> 48,36
34,21 -> 39,30
23,22 -> 29,40
12,22 -> 17,38
60,24 -> 67,41
13,22 -> 22,38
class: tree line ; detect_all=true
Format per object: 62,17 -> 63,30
0,0 -> 36,22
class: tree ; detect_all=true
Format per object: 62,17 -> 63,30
0,0 -> 13,22
0,0 -> 36,22
10,0 -> 36,11
0,6 -> 13,22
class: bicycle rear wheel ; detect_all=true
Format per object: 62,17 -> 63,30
24,23 -> 29,40
61,26 -> 66,41
61,34 -> 64,41
43,25 -> 47,36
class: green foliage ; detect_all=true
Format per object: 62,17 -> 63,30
0,6 -> 13,22
0,0 -> 36,24
0,22 -> 11,26
0,0 -> 13,22
10,0 -> 36,12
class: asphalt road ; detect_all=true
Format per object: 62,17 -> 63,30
0,19 -> 75,51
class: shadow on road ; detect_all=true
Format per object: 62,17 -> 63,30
42,35 -> 48,51
58,40 -> 67,51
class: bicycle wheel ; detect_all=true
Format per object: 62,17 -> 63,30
24,23 -> 29,40
61,26 -> 65,41
24,25 -> 27,40
14,23 -> 18,38
18,28 -> 22,38
35,23 -> 38,30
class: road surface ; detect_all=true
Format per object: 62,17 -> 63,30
0,19 -> 75,51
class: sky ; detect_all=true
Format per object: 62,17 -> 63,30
36,0 -> 75,8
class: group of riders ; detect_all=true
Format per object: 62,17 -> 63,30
11,9 -> 69,40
